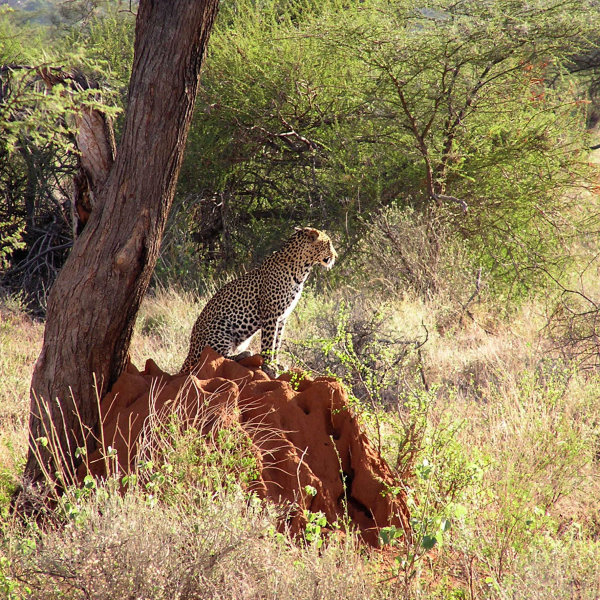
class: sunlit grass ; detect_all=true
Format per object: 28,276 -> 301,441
2,283 -> 600,598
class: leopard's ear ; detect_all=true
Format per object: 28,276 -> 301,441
302,227 -> 320,241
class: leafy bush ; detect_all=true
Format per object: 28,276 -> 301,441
2,0 -> 599,302
170,0 -> 600,297
0,3 -> 129,311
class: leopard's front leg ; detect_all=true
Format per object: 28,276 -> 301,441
260,315 -> 287,376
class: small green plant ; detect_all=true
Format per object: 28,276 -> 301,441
291,300 -> 427,413
135,411 -> 261,507
303,510 -> 328,549
0,217 -> 25,271
288,370 -> 309,391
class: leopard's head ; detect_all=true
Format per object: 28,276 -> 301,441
293,227 -> 337,270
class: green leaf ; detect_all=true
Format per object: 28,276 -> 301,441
452,503 -> 468,520
304,484 -> 317,497
83,475 -> 96,489
379,525 -> 403,546
421,535 -> 437,550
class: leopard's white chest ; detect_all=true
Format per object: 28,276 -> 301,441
280,283 -> 304,321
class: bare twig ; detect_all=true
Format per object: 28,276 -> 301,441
431,193 -> 468,213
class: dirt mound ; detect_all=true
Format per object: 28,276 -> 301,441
82,347 -> 410,547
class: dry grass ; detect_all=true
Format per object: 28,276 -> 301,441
130,285 -> 201,373
3,483 -> 396,600
0,298 -> 43,504
285,285 -> 600,598
2,281 -> 600,598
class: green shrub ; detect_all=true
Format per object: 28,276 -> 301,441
169,0 -> 600,298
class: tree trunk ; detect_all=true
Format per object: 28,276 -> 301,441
23,0 -> 219,488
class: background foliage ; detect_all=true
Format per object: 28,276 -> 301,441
175,0 -> 598,296
1,0 -> 599,301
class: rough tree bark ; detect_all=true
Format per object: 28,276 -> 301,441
23,0 -> 219,487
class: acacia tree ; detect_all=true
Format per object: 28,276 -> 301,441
22,0 -> 219,488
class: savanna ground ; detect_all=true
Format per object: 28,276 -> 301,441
2,267 -> 600,599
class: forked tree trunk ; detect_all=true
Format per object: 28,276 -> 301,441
23,0 -> 219,486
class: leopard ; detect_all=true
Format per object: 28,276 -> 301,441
179,227 -> 337,375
